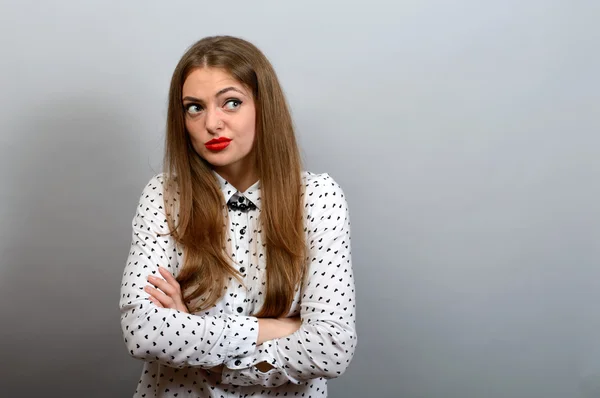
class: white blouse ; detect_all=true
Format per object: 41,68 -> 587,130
119,171 -> 356,397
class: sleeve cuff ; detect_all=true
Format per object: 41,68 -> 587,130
221,340 -> 294,387
224,315 -> 259,361
221,362 -> 287,387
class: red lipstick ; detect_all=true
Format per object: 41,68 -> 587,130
205,137 -> 232,151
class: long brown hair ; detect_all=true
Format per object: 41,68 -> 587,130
163,36 -> 305,318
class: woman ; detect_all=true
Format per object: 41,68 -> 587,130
119,35 -> 356,397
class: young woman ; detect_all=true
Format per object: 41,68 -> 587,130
119,35 -> 356,397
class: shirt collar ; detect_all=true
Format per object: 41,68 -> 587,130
212,170 -> 262,210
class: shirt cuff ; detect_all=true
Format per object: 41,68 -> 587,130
221,359 -> 286,387
224,315 -> 259,361
221,341 -> 292,387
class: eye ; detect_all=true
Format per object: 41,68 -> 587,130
224,99 -> 242,110
185,104 -> 203,115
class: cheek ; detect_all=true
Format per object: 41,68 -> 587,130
184,121 -> 205,155
184,119 -> 194,135
185,120 -> 204,141
242,112 -> 256,141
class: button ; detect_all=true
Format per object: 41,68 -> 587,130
240,228 -> 246,235
237,307 -> 243,313
240,267 -> 246,273
235,359 -> 241,366
238,196 -> 245,203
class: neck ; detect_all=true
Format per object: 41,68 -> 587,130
214,157 -> 258,192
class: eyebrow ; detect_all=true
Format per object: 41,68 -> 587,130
182,86 -> 245,102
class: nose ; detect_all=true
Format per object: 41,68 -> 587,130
205,108 -> 223,134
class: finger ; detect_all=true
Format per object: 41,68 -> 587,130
144,285 -> 163,301
148,296 -> 164,308
147,275 -> 176,296
145,289 -> 164,307
144,285 -> 174,307
158,267 -> 180,290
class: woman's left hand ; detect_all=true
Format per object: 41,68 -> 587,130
145,267 -> 189,313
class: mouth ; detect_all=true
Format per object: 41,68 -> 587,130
204,137 -> 232,151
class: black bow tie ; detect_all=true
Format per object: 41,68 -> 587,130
227,196 -> 257,212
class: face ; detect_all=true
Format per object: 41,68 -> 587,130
182,67 -> 256,180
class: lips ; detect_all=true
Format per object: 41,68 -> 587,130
205,137 -> 232,151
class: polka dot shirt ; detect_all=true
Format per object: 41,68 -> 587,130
119,171 -> 356,397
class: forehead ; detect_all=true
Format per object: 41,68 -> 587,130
182,67 -> 247,96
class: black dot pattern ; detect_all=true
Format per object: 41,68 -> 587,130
119,171 -> 356,397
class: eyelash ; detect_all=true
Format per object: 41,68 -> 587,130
184,104 -> 202,114
184,99 -> 243,115
225,99 -> 242,109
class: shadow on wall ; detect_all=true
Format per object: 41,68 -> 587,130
0,96 -> 153,396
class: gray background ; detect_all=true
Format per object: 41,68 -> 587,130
0,1 -> 598,397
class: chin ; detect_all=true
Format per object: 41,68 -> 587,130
202,154 -> 233,168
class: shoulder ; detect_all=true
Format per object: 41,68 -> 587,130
302,171 -> 343,191
132,173 -> 180,230
145,173 -> 168,188
138,173 -> 168,202
301,171 -> 349,212
135,173 -> 180,216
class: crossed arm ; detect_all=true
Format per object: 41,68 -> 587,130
120,173 -> 356,387
145,266 -> 301,372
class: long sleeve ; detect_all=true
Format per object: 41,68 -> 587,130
221,174 -> 357,387
119,174 -> 259,369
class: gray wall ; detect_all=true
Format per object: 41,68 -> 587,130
0,1 -> 598,397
